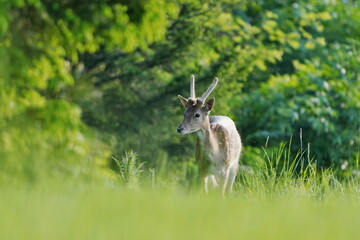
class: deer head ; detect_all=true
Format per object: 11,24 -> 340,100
177,75 -> 218,134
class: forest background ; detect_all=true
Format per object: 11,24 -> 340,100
0,0 -> 359,185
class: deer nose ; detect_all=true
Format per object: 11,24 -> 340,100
177,126 -> 184,133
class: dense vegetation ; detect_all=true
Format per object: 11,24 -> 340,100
1,1 -> 360,239
0,0 -> 359,185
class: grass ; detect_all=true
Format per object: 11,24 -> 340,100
1,142 -> 359,240
1,186 -> 360,240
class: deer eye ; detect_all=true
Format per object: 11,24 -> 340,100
194,113 -> 200,118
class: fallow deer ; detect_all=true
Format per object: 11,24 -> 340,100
177,75 -> 242,194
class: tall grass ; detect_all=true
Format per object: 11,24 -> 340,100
112,151 -> 145,188
237,135 -> 359,200
109,134 -> 359,200
1,137 -> 359,240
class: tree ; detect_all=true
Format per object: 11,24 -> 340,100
0,0 -> 176,183
0,0 -> 358,184
76,0 -> 359,173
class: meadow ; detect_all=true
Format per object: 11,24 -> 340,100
1,185 -> 360,240
1,145 -> 359,240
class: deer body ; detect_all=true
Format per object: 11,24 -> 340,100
177,76 -> 242,194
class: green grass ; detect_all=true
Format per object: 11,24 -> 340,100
1,144 -> 359,240
1,186 -> 360,240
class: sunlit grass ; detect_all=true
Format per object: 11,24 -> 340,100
1,138 -> 359,240
0,185 -> 360,240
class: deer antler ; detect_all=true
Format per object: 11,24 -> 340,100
190,75 -> 196,100
200,77 -> 218,101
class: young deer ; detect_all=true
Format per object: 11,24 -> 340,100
177,75 -> 242,194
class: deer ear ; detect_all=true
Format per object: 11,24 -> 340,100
178,95 -> 188,108
205,98 -> 215,111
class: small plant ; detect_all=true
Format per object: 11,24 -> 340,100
112,151 -> 145,188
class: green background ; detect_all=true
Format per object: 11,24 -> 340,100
0,0 -> 359,184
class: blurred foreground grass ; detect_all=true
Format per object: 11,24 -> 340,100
1,184 -> 360,240
1,146 -> 360,240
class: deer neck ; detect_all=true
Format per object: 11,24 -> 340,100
198,116 -> 217,151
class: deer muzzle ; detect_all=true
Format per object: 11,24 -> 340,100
177,126 -> 184,133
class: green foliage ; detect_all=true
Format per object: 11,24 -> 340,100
237,1 -> 360,166
0,0 -> 174,183
0,0 -> 359,184
76,0 -> 359,172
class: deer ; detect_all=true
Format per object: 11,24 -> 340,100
177,75 -> 242,194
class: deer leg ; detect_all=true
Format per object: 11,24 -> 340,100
204,176 -> 209,193
210,175 -> 218,188
218,169 -> 230,195
228,164 -> 239,193
204,175 -> 218,193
